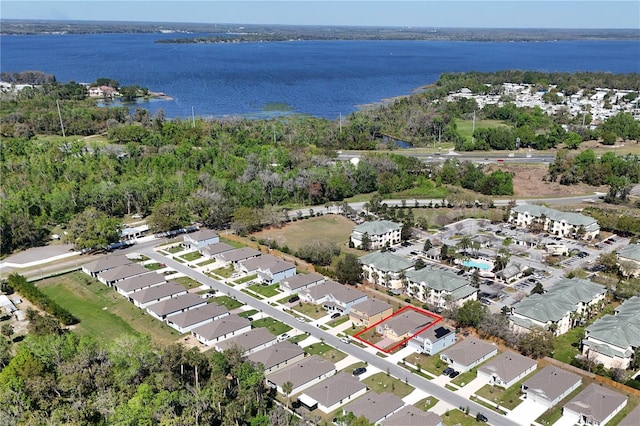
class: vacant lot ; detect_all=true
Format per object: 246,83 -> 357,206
38,272 -> 179,345
455,118 -> 511,142
251,214 -> 355,252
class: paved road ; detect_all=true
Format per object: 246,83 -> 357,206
143,247 -> 520,426
338,150 -> 556,164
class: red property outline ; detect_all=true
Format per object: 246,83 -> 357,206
352,305 -> 442,353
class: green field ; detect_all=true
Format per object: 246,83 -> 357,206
38,272 -> 179,345
455,118 -> 511,143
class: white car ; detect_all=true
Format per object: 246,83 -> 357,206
340,337 -> 350,344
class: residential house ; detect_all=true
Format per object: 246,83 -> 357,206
359,251 -> 414,290
166,303 -> 230,334
279,273 -> 325,294
342,392 -> 404,424
299,280 -> 367,315
581,296 -> 640,369
521,365 -> 582,408
408,325 -> 456,355
440,337 -> 498,373
618,404 -> 640,426
617,244 -> 640,278
88,85 -> 116,98
239,254 -> 296,284
183,229 -> 219,250
215,327 -> 277,355
129,282 -> 188,308
114,272 -> 166,297
406,267 -> 478,309
477,351 -> 537,389
246,341 -> 306,374
145,293 -> 207,321
381,406 -> 442,426
496,263 -> 528,284
350,220 -> 402,250
375,309 -> 435,342
563,383 -> 627,426
509,278 -> 607,336
349,299 -> 393,327
217,247 -> 262,266
508,204 -> 600,240
121,224 -> 149,241
97,263 -> 149,286
297,372 -> 368,413
200,242 -> 235,259
82,255 -> 131,277
265,355 -> 336,395
191,314 -> 252,346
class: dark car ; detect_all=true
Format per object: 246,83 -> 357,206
449,370 -> 460,378
456,269 -> 465,275
288,295 -> 300,303
331,312 -> 341,319
353,367 -> 367,376
476,413 -> 488,422
443,367 -> 454,376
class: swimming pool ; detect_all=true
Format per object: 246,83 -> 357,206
462,259 -> 493,271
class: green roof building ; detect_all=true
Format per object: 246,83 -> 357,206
351,220 -> 402,250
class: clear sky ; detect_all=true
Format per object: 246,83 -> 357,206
1,1 -> 639,29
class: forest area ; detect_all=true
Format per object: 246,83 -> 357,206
1,71 -> 640,255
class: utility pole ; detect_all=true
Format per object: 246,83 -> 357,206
56,99 -> 66,137
192,106 -> 196,128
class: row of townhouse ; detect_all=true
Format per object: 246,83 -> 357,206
508,278 -> 607,336
350,220 -> 402,250
508,204 -> 600,240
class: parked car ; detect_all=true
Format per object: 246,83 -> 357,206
352,367 -> 367,376
443,367 -> 454,376
476,413 -> 488,422
449,370 -> 460,378
288,295 -> 300,303
331,312 -> 341,319
340,337 -> 350,344
296,316 -> 306,322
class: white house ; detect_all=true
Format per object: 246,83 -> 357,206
114,272 -> 166,297
191,314 -> 251,346
297,372 -> 368,413
265,355 -> 336,395
82,255 -> 131,277
617,244 -> 640,278
508,204 -> 600,240
563,384 -> 627,426
279,273 -> 325,294
145,293 -> 207,321
477,351 -> 537,389
406,267 -> 478,309
521,366 -> 582,408
246,341 -> 306,375
239,254 -> 296,284
299,280 -> 367,315
214,327 -> 277,355
440,337 -> 498,373
382,406 -> 442,426
350,220 -> 402,250
359,251 -> 414,290
97,263 -> 151,287
342,392 -> 405,425
128,282 -> 188,308
183,228 -> 219,250
166,303 -> 230,334
408,324 -> 456,355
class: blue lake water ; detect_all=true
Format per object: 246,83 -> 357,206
2,33 -> 639,119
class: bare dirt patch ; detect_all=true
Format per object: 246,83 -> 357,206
484,163 -> 607,198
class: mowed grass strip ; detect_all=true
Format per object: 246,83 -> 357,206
38,272 -> 179,345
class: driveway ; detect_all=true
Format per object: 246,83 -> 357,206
506,399 -> 548,424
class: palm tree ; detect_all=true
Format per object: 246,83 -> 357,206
282,381 -> 294,409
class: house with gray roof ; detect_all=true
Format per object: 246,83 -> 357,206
82,255 -> 131,277
299,280 -> 367,315
563,383 -> 627,426
279,272 -> 325,294
618,404 -> 640,426
406,266 -> 478,309
381,406 -> 442,426
510,278 -> 607,336
477,350 -> 537,389
129,282 -> 188,308
509,204 -> 600,240
166,303 -> 229,334
266,355 -> 336,395
408,325 -> 456,355
247,341 -> 305,374
351,220 -> 402,250
617,244 -> 640,278
359,251 -> 414,290
342,392 -> 404,424
297,372 -> 368,413
440,337 -> 498,373
200,242 -> 234,259
191,314 -> 251,346
145,293 -> 207,321
217,247 -> 262,265
376,309 -> 434,341
239,254 -> 296,284
215,327 -> 277,355
349,299 -> 393,327
581,296 -> 640,369
183,228 -> 219,249
496,262 -> 528,284
97,263 -> 148,286
114,272 -> 166,297
521,365 -> 582,408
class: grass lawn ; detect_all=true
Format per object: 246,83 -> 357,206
475,383 -> 525,411
250,214 -> 355,252
196,258 -> 217,267
455,118 -> 511,142
234,274 -> 257,284
362,372 -> 415,398
38,272 -> 178,345
252,317 -> 292,335
415,396 -> 439,412
169,276 -> 202,290
344,325 -> 365,336
144,262 -> 163,271
276,294 -> 295,304
442,409 -> 488,426
326,315 -> 350,328
180,251 -> 203,262
213,265 -> 235,278
220,237 -> 246,248
356,328 -> 383,345
238,309 -> 258,318
288,333 -> 309,344
304,342 -> 347,362
247,283 -> 281,298
405,352 -> 448,376
292,303 -> 327,320
212,295 -> 243,310
167,245 -> 183,254
452,368 -> 477,387
341,361 -> 368,374
241,289 -> 264,300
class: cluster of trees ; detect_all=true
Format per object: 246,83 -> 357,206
0,330 -> 295,426
5,274 -> 77,326
439,159 -> 514,196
